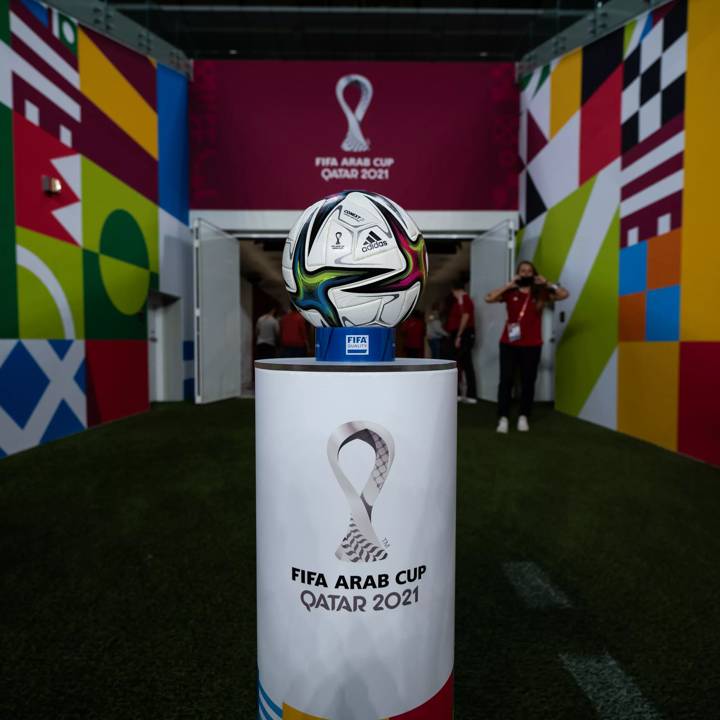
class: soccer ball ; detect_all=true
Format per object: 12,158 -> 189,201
282,191 -> 428,327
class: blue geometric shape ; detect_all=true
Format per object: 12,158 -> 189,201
0,343 -> 49,429
49,339 -> 72,361
619,242 -> 647,296
74,359 -> 86,394
0,447 -> 6,459
40,400 -> 85,445
183,340 -> 194,362
21,0 -> 49,26
640,12 -> 653,41
183,377 -> 194,401
158,65 -> 189,224
646,284 -> 680,341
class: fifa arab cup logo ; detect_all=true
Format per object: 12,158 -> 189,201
328,421 -> 394,562
336,74 -> 373,152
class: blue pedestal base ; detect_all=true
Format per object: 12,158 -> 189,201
315,327 -> 395,362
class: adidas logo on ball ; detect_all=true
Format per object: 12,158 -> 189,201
361,231 -> 388,253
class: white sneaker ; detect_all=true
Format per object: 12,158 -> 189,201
464,397 -> 478,405
517,415 -> 529,432
496,417 -> 509,434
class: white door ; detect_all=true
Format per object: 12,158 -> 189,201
193,219 -> 241,404
148,292 -> 184,402
470,220 -> 515,402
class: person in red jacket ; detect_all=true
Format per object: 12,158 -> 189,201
485,261 -> 569,433
400,310 -> 426,358
279,308 -> 308,357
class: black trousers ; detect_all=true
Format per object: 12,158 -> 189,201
497,343 -> 542,418
451,331 -> 477,399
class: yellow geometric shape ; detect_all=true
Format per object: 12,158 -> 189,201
78,29 -> 158,159
282,704 -> 329,720
681,0 -> 720,340
17,266 -> 65,338
550,50 -> 581,138
99,254 -> 150,315
617,342 -> 679,452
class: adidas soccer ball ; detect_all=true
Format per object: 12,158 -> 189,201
282,191 -> 428,327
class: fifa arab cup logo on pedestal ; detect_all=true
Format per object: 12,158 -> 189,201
282,191 -> 428,328
336,74 -> 373,152
329,421 -> 394,563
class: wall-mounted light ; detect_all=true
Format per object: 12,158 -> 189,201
42,175 -> 62,195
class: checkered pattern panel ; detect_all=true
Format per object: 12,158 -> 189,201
622,1 -> 687,152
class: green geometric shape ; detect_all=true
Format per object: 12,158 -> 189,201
555,210 -> 619,417
515,226 -> 525,257
519,73 -> 532,92
0,1 -> 9,44
99,254 -> 150,316
532,176 -> 596,282
534,64 -> 551,97
56,13 -> 78,55
17,266 -> 64,338
623,20 -> 637,57
100,209 -> 149,269
81,157 -> 158,273
16,227 -> 84,338
83,250 -> 149,340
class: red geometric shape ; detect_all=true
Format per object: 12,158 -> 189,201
621,113 -> 684,170
652,1 -> 674,26
83,28 -> 156,109
13,113 -> 79,245
580,66 -> 622,184
79,96 -> 158,203
389,674 -> 453,719
620,151 -> 683,201
85,340 -> 149,427
620,190 -> 682,248
678,342 -> 720,466
526,110 -> 548,164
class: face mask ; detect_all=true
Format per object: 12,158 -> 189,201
517,276 -> 534,287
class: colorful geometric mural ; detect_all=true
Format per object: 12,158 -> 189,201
519,0 -> 719,465
0,339 -> 86,456
0,0 -> 190,458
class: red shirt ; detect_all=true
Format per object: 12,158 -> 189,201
446,293 -> 475,333
280,311 -> 307,348
401,316 -> 426,350
500,289 -> 545,346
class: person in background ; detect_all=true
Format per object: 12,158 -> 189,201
279,307 -> 308,358
485,260 -> 569,433
255,306 -> 279,360
426,304 -> 448,359
400,310 -> 426,358
446,279 -> 477,404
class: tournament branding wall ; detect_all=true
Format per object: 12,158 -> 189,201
190,61 -> 518,211
517,0 -> 719,465
0,0 -> 191,458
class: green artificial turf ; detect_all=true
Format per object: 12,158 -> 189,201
1,400 -> 719,719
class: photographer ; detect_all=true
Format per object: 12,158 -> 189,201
485,261 -> 569,433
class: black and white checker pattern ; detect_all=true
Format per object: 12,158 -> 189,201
621,2 -> 687,153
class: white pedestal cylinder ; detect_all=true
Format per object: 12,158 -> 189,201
255,358 -> 457,720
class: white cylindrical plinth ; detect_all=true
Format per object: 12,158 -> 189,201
255,358 -> 456,720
